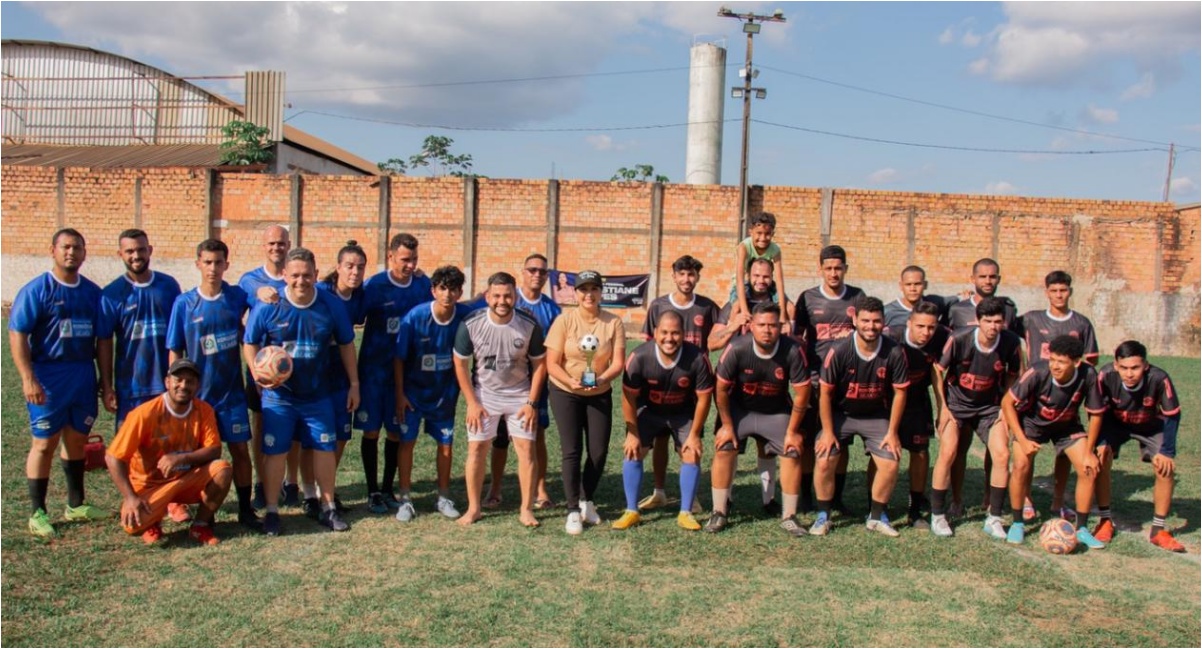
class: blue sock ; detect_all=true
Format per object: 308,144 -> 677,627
623,459 -> 643,511
679,462 -> 700,513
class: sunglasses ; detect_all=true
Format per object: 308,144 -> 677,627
524,267 -> 549,275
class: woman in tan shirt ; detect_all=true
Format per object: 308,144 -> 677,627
544,270 -> 626,535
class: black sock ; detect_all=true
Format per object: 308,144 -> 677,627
800,473 -> 814,510
361,437 -> 379,493
236,485 -> 252,513
931,489 -> 947,516
833,473 -> 847,504
28,478 -> 49,514
988,486 -> 1006,517
870,499 -> 885,521
382,439 -> 399,494
1076,510 -> 1089,530
817,499 -> 832,517
1151,515 -> 1166,536
1098,506 -> 1111,521
1012,508 -> 1025,524
63,459 -> 86,508
909,491 -> 924,518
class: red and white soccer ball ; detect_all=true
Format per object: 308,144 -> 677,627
1039,518 -> 1078,555
253,345 -> 294,389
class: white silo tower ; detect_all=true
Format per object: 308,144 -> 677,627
685,39 -> 726,185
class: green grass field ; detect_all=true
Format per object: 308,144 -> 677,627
2,326 -> 1199,647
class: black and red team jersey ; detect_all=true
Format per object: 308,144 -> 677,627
1013,310 -> 1099,365
1097,364 -> 1181,435
947,295 -> 1018,333
641,293 -> 721,349
793,284 -> 865,370
715,294 -> 772,339
716,335 -> 808,415
622,341 -> 715,417
820,334 -> 911,418
888,324 -> 951,416
1008,362 -> 1105,435
938,328 -> 1023,417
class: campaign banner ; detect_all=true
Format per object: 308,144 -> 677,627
549,270 -> 650,308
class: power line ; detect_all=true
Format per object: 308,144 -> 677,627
297,110 -> 740,132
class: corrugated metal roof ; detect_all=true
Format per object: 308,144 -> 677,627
2,143 -> 222,168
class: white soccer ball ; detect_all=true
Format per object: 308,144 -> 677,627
579,334 -> 600,353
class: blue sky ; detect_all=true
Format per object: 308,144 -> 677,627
4,1 -> 1199,202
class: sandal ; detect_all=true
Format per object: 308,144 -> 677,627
533,499 -> 556,510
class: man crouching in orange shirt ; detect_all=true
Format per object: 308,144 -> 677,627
106,358 -> 232,545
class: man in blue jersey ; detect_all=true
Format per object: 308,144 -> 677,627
167,239 -> 261,530
393,266 -> 471,522
244,248 -> 359,535
10,228 -> 113,537
359,233 -> 432,513
238,224 -> 291,509
483,253 -> 561,510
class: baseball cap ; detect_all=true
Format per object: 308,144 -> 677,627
167,358 -> 201,378
575,270 -> 603,289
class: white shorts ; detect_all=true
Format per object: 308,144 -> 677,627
468,390 -> 536,443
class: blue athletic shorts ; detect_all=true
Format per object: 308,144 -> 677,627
261,395 -> 337,455
116,393 -> 159,432
354,364 -> 401,434
215,404 -> 252,444
401,406 -> 456,445
27,362 -> 98,438
329,388 -> 353,442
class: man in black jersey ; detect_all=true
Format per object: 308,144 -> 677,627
707,302 -> 810,537
618,312 -> 714,531
1094,340 -> 1185,552
883,265 -> 960,331
947,258 -> 1018,332
1001,335 -> 1106,549
811,297 -> 910,537
638,256 -> 719,514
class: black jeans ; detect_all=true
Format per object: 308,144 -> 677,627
549,386 -> 613,512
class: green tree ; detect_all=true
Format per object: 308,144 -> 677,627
611,163 -> 668,183
219,120 -> 274,166
407,135 -> 475,177
377,158 -> 408,175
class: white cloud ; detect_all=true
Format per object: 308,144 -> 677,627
1082,104 -> 1119,125
584,134 -> 632,152
867,168 -> 898,184
1169,176 -> 1198,198
1120,72 -> 1157,100
961,31 -> 982,47
985,181 -> 1018,194
938,27 -> 955,45
968,2 -> 1200,89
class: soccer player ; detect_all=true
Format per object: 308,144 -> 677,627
1014,271 -> 1099,522
453,272 -> 548,527
886,301 -> 950,529
947,258 -> 1017,332
1094,341 -> 1185,551
793,245 -> 864,516
238,224 -> 290,509
166,238 -> 260,530
619,311 -> 715,531
483,253 -> 561,511
707,258 -> 776,351
812,297 -> 910,537
358,233 -> 432,514
393,266 -> 472,522
10,228 -> 113,537
707,302 -> 810,537
1001,335 -> 1107,549
244,248 -> 359,535
99,229 -> 182,429
638,255 -> 719,513
930,297 -> 1022,538
883,265 -> 959,331
105,358 -> 233,545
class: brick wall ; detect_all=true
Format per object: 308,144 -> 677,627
2,165 -> 1198,355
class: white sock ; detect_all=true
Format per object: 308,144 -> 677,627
654,488 -> 667,498
782,493 -> 799,519
302,483 -> 318,499
712,488 -> 730,514
757,456 -> 777,504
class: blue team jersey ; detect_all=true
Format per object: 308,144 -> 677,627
360,271 -> 432,371
319,280 -> 367,392
238,265 -> 287,310
166,282 -> 248,410
395,302 -> 471,413
9,272 -> 108,365
244,288 -> 354,402
102,271 -> 182,399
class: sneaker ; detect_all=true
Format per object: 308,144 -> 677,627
28,509 -> 57,538
383,492 -> 403,511
368,492 -> 388,514
252,483 -> 266,510
167,502 -> 192,523
64,503 -> 109,522
395,499 -> 416,523
435,496 -> 460,519
703,511 -> 729,533
637,491 -> 668,510
809,512 -> 832,536
580,501 -> 601,526
866,517 -> 900,538
264,511 -> 282,537
188,524 -> 219,546
931,514 -> 954,537
612,510 -> 641,530
302,497 -> 321,520
565,512 -> 584,535
141,522 -> 164,545
1075,527 -> 1106,550
982,515 -> 1006,540
911,516 -> 931,531
1022,497 -> 1036,522
1006,522 -> 1026,545
1092,518 -> 1115,544
280,483 -> 300,508
319,509 -> 350,532
1150,529 -> 1186,553
780,516 -> 808,538
762,499 -> 782,517
676,511 -> 702,531
238,509 -> 264,532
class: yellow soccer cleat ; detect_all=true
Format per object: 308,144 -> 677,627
611,510 -> 642,530
676,511 -> 702,531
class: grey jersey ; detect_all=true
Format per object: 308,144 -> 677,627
454,309 -> 547,398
